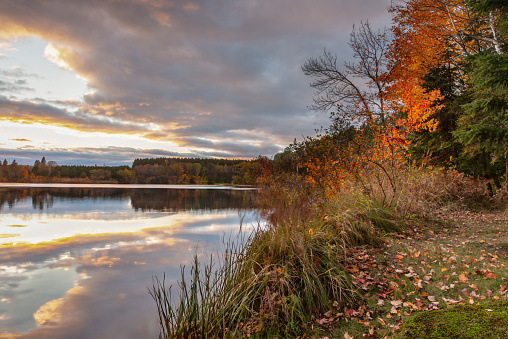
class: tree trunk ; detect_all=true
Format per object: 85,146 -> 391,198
505,150 -> 508,190
489,11 -> 503,55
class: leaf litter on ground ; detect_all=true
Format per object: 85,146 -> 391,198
311,210 -> 508,338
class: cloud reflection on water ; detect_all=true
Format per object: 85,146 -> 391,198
0,187 -> 261,338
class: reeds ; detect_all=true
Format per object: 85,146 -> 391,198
150,175 -> 407,338
150,219 -> 360,338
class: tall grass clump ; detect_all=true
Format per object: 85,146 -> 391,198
150,173 -> 409,338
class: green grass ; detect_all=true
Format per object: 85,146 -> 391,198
394,301 -> 508,339
331,210 -> 508,339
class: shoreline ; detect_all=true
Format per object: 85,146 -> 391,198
0,182 -> 257,190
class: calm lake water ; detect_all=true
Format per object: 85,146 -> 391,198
0,184 -> 262,339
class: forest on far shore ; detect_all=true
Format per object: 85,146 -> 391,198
0,156 -> 263,185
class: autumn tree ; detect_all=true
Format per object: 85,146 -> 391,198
391,0 -> 508,184
300,18 -> 445,200
302,21 -> 396,130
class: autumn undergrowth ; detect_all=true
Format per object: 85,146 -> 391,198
151,160 -> 507,338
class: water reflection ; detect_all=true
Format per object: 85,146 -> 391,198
0,187 -> 257,212
0,186 -> 261,339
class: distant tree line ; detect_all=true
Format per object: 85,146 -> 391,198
0,156 -> 263,185
130,157 -> 261,185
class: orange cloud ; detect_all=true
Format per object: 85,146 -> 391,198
152,11 -> 171,27
8,139 -> 31,142
33,298 -> 64,327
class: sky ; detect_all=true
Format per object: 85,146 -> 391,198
0,0 -> 392,166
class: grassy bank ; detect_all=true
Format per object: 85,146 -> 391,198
150,167 -> 507,338
329,210 -> 508,338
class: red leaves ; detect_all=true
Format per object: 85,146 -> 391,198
345,308 -> 358,317
475,269 -> 498,279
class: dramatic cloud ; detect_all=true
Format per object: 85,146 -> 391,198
0,0 -> 392,163
0,145 -> 248,165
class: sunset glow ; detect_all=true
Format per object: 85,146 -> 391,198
0,0 -> 391,165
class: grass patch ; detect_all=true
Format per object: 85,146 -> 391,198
150,222 -> 360,338
331,210 -> 508,338
394,301 -> 508,339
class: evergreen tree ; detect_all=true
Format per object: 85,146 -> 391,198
33,159 -> 40,173
454,53 -> 508,186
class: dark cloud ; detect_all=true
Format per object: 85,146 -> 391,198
0,144 -> 272,165
0,0 -> 392,159
0,146 -> 193,165
0,78 -> 34,93
0,96 -> 153,133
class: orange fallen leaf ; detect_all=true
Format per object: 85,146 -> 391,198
459,274 -> 469,283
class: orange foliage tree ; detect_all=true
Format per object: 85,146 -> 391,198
299,20 -> 444,202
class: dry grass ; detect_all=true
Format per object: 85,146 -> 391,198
151,162 -> 507,338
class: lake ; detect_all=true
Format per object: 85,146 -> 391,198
0,184 -> 262,339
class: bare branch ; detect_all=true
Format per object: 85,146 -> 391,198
302,22 -> 393,126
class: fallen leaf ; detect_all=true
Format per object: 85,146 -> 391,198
344,331 -> 353,339
459,274 -> 469,283
485,272 -> 497,279
318,318 -> 328,325
378,318 -> 386,326
390,300 -> 403,307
